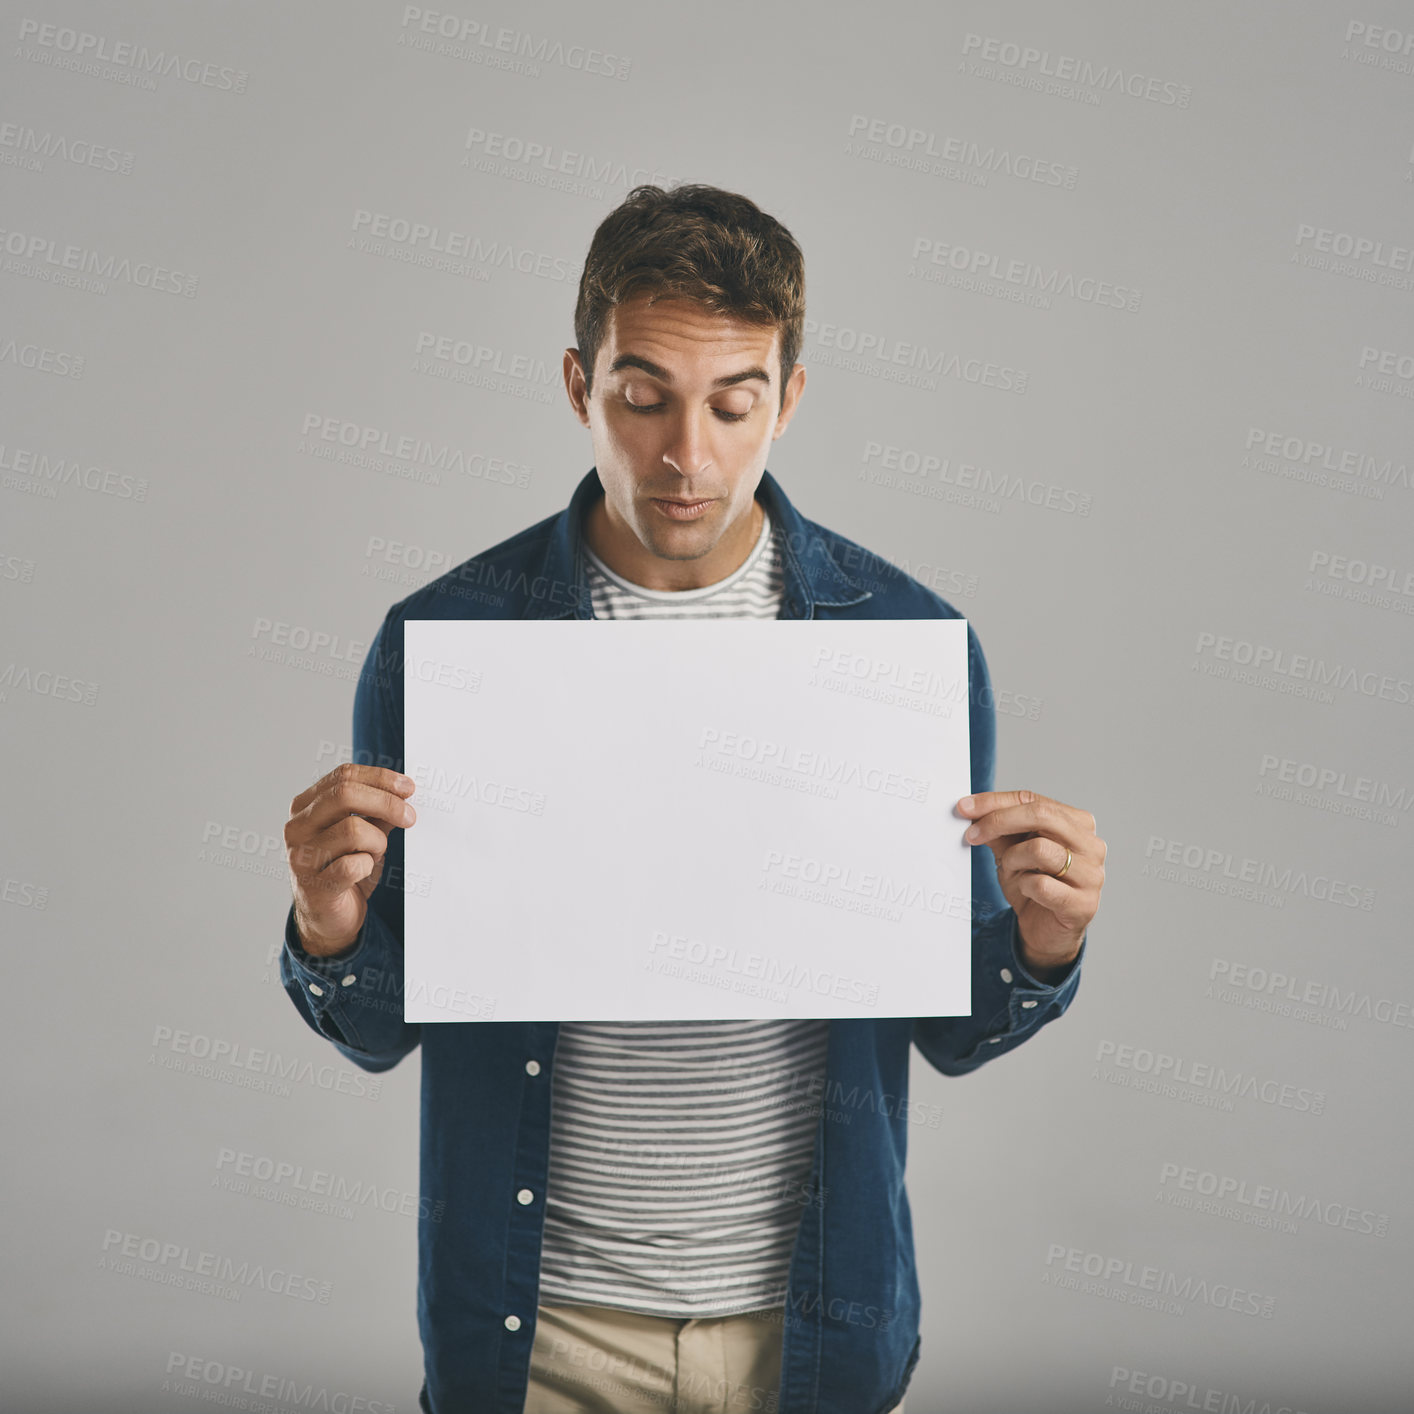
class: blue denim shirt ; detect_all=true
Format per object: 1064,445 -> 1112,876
279,468 -> 1084,1414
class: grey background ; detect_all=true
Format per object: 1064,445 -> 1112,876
3,2 -> 1411,1410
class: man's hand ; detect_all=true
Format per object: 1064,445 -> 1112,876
285,763 -> 417,957
957,789 -> 1104,981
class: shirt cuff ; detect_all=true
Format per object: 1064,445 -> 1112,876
283,903 -> 369,992
1008,914 -> 1086,991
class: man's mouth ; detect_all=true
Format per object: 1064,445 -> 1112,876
651,497 -> 716,518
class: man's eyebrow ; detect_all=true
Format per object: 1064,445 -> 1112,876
606,353 -> 772,389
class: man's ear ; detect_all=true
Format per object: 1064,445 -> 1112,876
564,348 -> 591,426
774,362 -> 807,438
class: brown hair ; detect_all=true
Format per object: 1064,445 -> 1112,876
573,183 -> 806,414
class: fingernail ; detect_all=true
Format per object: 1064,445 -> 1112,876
964,825 -> 980,843
958,796 -> 975,813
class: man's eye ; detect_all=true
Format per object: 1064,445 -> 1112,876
625,402 -> 749,423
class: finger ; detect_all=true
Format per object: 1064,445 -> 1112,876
289,777 -> 416,844
290,763 -> 414,818
1011,869 -> 1091,926
965,798 -> 1096,853
290,815 -> 394,882
302,848 -> 379,895
995,837 -> 1085,888
956,789 -> 1049,818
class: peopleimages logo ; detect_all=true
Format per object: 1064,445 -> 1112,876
845,113 -> 1079,188
860,440 -> 1092,514
1094,1040 -> 1325,1115
100,1229 -> 330,1303
412,331 -> 557,402
1306,550 -> 1414,613
646,930 -> 880,1009
0,337 -> 83,377
1209,958 -> 1414,1033
15,19 -> 249,91
1157,1162 -> 1389,1238
804,317 -> 1028,394
1293,224 -> 1414,282
397,7 -> 632,80
0,226 -> 198,295
695,727 -> 930,804
959,33 -> 1192,107
1043,1244 -> 1275,1318
910,235 -> 1142,311
348,208 -> 579,281
807,646 -> 960,702
149,1026 -> 382,1100
0,120 -> 135,174
1192,630 -> 1414,707
1341,19 -> 1414,73
461,127 -> 679,191
1257,752 -> 1411,824
162,1353 -> 394,1414
1107,1364 -> 1310,1414
1243,426 -> 1411,496
761,849 -> 968,922
1143,834 -> 1376,910
215,1147 -> 445,1223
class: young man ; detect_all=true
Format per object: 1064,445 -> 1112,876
281,185 -> 1104,1414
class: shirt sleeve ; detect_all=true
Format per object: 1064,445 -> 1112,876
278,607 -> 422,1074
912,618 -> 1084,1076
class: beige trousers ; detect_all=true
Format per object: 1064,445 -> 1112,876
526,1301 -> 906,1414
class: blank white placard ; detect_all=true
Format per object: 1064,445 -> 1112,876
402,619 -> 971,1022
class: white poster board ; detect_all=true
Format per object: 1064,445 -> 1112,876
402,619 -> 972,1022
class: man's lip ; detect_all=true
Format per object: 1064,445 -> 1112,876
652,496 -> 714,505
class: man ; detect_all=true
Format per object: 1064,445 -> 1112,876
281,184 -> 1104,1414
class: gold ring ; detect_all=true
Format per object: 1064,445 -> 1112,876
1054,849 -> 1073,879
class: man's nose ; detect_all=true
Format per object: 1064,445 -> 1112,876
661,407 -> 714,475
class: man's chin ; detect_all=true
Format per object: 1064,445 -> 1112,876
639,528 -> 715,562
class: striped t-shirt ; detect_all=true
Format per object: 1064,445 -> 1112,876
535,497 -> 831,1318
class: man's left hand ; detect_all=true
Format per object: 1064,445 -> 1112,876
957,790 -> 1105,980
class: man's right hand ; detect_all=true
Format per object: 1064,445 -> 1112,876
285,763 -> 417,957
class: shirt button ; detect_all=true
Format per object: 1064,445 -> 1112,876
308,983 -> 324,997
999,968 -> 1013,984
517,1188 -> 534,1205
987,1037 -> 1002,1044
525,1059 -> 541,1076
341,975 -> 356,986
1021,1000 -> 1038,1009
504,1314 -> 521,1332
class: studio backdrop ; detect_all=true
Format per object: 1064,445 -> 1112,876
3,2 -> 1410,1410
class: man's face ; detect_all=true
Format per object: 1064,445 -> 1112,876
564,293 -> 806,591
